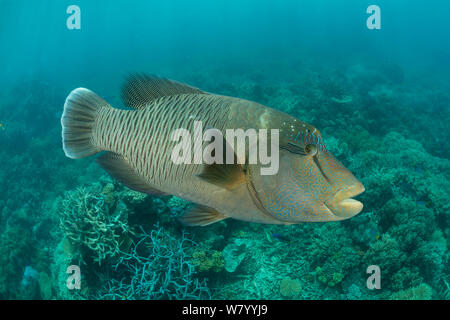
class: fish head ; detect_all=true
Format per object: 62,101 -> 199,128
250,114 -> 365,223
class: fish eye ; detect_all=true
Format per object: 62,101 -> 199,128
305,144 -> 318,156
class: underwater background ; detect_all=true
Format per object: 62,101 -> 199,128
0,0 -> 448,300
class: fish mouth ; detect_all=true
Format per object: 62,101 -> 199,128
325,183 -> 365,218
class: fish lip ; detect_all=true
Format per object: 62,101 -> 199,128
331,183 -> 365,203
325,183 -> 365,218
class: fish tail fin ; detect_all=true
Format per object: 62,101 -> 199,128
61,88 -> 110,159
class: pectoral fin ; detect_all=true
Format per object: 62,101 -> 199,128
196,134 -> 246,190
179,204 -> 228,226
197,162 -> 246,190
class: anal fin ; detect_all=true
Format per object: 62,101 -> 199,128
179,204 -> 228,226
96,152 -> 166,195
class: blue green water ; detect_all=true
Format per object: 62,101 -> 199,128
0,0 -> 448,299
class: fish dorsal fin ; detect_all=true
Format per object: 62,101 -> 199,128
121,73 -> 207,109
96,152 -> 167,195
179,204 -> 228,226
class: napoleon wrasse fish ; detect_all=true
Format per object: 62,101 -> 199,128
61,74 -> 364,226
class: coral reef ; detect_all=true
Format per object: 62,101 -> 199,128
222,239 -> 248,273
98,225 -> 210,300
391,283 -> 433,300
279,277 -> 302,298
192,249 -> 225,273
0,58 -> 448,300
58,185 -> 134,265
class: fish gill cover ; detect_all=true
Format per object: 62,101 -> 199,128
0,0 -> 448,301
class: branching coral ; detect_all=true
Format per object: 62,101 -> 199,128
58,186 -> 134,265
98,225 -> 210,300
